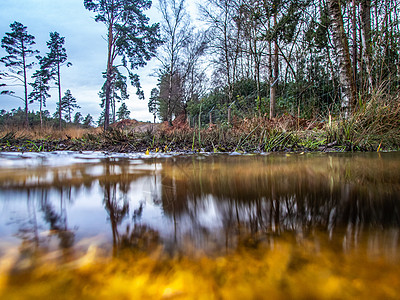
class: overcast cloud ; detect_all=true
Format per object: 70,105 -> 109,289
0,0 -> 167,123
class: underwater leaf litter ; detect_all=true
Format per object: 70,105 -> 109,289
1,235 -> 399,299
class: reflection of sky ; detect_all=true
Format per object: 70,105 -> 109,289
0,175 -> 168,246
0,154 -> 225,254
0,151 -> 186,254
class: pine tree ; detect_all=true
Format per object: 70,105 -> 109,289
116,103 -> 130,121
73,112 -> 83,124
99,67 -> 129,123
148,88 -> 159,123
83,114 -> 94,128
28,57 -> 52,128
44,32 -> 71,128
84,0 -> 162,130
60,89 -> 80,122
1,22 -> 38,127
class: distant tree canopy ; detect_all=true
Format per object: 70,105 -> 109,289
0,107 -> 81,128
83,113 -> 94,127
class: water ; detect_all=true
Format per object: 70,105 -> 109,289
0,151 -> 400,299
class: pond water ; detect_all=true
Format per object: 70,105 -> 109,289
0,151 -> 400,299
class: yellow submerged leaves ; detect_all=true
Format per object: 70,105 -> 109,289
0,239 -> 399,299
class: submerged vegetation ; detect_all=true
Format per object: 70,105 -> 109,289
2,234 -> 399,299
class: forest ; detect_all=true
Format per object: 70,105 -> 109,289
152,0 -> 399,125
0,0 -> 399,152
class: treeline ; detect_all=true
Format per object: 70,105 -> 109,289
0,107 -> 94,129
150,0 -> 400,126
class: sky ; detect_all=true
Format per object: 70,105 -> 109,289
0,0 -> 197,123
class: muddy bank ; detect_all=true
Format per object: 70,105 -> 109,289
0,129 -> 347,153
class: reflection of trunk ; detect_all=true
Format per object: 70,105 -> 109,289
329,0 -> 357,116
102,163 -> 129,255
105,183 -> 119,254
360,0 -> 373,92
27,190 -> 39,246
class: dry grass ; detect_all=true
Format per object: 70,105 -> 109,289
0,125 -> 101,140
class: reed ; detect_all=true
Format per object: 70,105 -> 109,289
327,87 -> 400,151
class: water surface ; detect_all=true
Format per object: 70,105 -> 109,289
0,151 -> 399,298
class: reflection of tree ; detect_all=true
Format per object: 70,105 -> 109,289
119,224 -> 160,253
157,155 -> 400,251
39,186 -> 75,250
15,189 -> 40,250
100,161 -> 161,255
102,181 -> 129,252
9,186 -> 75,271
102,179 -> 160,255
100,162 -> 130,254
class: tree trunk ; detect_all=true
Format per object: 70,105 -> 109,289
269,13 -> 278,119
360,0 -> 373,92
329,0 -> 357,117
21,40 -> 29,128
167,60 -> 173,126
57,62 -> 62,129
352,0 -> 358,94
267,17 -> 272,115
104,20 -> 114,131
224,18 -> 233,105
104,69 -> 112,130
40,95 -> 43,129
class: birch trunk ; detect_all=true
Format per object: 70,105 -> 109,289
329,0 -> 356,117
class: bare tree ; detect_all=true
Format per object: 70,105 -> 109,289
158,0 -> 191,125
200,0 -> 242,104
